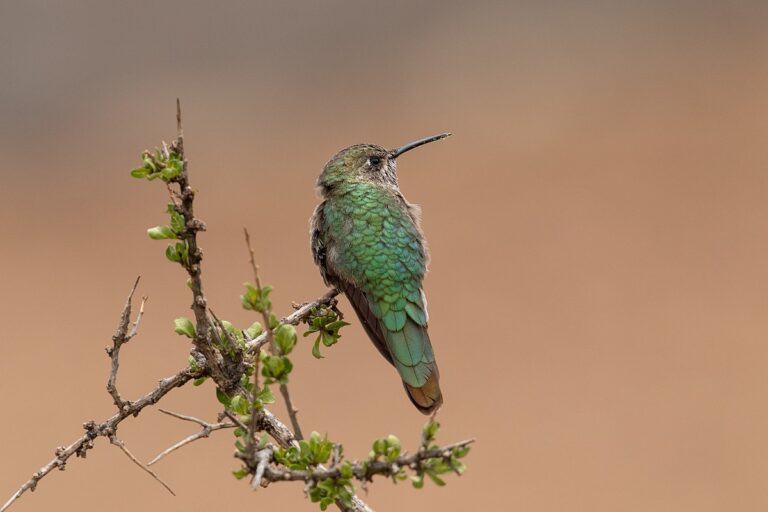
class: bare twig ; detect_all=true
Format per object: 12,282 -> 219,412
157,408 -> 217,426
128,295 -> 148,339
109,434 -> 176,496
243,228 -> 263,296
147,410 -> 235,466
244,227 -> 304,441
106,276 -> 142,409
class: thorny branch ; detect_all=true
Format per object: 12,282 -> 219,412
169,100 -> 241,392
258,439 -> 475,483
0,286 -> 345,512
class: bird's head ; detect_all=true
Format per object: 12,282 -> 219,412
317,133 -> 451,194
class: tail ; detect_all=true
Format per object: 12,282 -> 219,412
342,283 -> 443,414
403,367 -> 442,414
382,316 -> 443,415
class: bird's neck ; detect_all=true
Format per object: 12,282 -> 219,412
323,178 -> 398,201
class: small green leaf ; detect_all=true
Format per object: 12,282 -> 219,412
426,470 -> 446,486
260,354 -> 293,383
422,419 -> 440,444
275,324 -> 297,355
130,167 -> 150,178
160,164 -> 181,181
385,435 -> 401,461
326,320 -> 350,333
312,336 -> 324,359
321,332 -> 338,347
240,283 -> 272,312
232,466 -> 249,480
143,157 -> 156,172
453,445 -> 471,459
257,386 -> 275,404
339,461 -> 353,479
245,321 -> 263,340
165,244 -> 181,263
307,432 -> 332,464
175,242 -> 189,265
372,439 -> 387,457
147,225 -> 177,240
174,317 -> 196,338
215,388 -> 231,407
230,394 -> 249,415
170,210 -> 185,233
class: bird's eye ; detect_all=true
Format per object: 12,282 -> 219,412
368,156 -> 381,166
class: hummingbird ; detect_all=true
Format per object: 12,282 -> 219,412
310,133 -> 450,414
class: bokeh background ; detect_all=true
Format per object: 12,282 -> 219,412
1,1 -> 768,511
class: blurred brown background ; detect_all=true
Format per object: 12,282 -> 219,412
1,1 -> 768,510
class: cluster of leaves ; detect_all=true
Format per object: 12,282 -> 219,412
275,433 -> 355,510
209,314 -> 276,415
215,318 -> 262,356
130,148 -> 183,182
369,434 -> 402,464
144,203 -> 190,265
217,363 -> 274,463
261,324 -> 297,384
241,282 -> 273,313
179,316 -> 262,387
355,421 -> 471,489
131,150 -> 191,266
309,467 -> 355,510
226,283 -> 296,464
216,372 -> 274,417
410,421 -> 470,489
304,306 -> 349,359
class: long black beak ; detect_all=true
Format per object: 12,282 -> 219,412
390,133 -> 451,158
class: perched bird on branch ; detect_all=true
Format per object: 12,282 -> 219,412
310,133 -> 450,414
